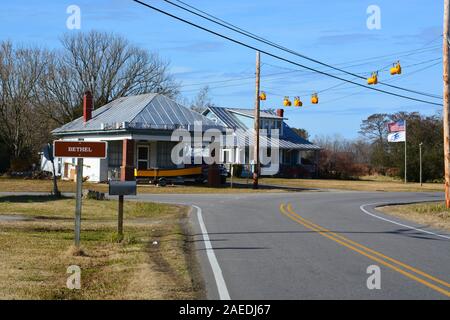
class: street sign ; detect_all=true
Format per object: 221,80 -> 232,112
53,139 -> 108,248
53,140 -> 107,159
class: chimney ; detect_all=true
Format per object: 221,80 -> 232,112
83,90 -> 93,123
276,108 -> 284,118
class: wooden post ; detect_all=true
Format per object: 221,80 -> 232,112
444,0 -> 450,207
253,51 -> 261,189
118,195 -> 124,240
74,158 -> 83,247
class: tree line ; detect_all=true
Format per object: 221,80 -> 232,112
312,111 -> 443,182
0,31 -> 179,172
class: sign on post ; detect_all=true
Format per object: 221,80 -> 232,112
53,140 -> 108,248
54,140 -> 107,159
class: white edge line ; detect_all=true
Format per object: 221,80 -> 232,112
360,202 -> 450,240
193,205 -> 231,300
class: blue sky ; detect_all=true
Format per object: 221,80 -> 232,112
0,0 -> 443,139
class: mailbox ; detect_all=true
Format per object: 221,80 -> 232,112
109,181 -> 137,196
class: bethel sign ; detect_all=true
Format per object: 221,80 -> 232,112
53,140 -> 107,159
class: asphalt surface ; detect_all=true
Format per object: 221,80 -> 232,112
1,190 -> 449,299
134,191 -> 450,300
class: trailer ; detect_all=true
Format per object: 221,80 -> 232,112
134,166 -> 204,186
134,165 -> 228,186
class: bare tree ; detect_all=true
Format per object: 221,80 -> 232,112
38,31 -> 180,125
190,86 -> 215,114
359,113 -> 390,144
0,41 -> 49,166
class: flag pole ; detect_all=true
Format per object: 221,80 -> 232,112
404,120 -> 407,184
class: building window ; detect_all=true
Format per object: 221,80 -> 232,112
108,141 -> 122,168
137,145 -> 149,170
157,141 -> 176,168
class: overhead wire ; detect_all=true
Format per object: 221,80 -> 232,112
131,0 -> 442,106
161,0 -> 442,100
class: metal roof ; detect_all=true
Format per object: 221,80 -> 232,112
206,107 -> 320,150
53,93 -> 221,135
227,108 -> 285,120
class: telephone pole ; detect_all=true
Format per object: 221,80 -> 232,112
253,51 -> 261,189
443,0 -> 450,207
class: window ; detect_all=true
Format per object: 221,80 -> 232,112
157,142 -> 176,168
137,146 -> 149,170
108,141 -> 122,168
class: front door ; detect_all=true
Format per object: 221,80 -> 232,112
137,145 -> 149,170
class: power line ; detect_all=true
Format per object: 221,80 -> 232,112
161,0 -> 442,100
307,60 -> 443,106
264,58 -> 443,97
131,0 -> 442,106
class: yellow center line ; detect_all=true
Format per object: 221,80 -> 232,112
285,203 -> 450,289
279,203 -> 450,298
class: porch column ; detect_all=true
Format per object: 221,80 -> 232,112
121,139 -> 135,181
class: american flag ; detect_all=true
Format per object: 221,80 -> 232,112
388,120 -> 406,132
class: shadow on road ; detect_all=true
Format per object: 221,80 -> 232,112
190,228 -> 448,242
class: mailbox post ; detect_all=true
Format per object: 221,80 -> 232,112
109,180 -> 137,241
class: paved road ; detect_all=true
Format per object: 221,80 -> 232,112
1,190 -> 449,299
135,191 -> 450,300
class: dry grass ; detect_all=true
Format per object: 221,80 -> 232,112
0,175 -> 443,194
250,177 -> 443,193
378,202 -> 450,232
0,195 -> 203,300
0,177 -> 288,194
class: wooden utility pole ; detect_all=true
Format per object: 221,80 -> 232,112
444,0 -> 450,207
253,51 -> 261,189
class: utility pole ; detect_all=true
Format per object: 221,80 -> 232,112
419,142 -> 423,187
444,0 -> 450,207
253,51 -> 261,189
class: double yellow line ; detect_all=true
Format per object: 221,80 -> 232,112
280,203 -> 450,298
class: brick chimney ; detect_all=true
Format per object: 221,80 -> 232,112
276,108 -> 284,118
83,90 -> 93,123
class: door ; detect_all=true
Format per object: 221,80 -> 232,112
137,145 -> 149,170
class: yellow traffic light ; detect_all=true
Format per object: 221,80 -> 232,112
294,97 -> 303,107
367,72 -> 378,85
259,91 -> 267,100
390,61 -> 402,75
311,93 -> 319,104
283,96 -> 292,107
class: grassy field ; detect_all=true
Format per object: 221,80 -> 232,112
378,201 -> 450,232
0,175 -> 443,194
250,177 -> 443,193
0,195 -> 203,299
0,177 -> 288,194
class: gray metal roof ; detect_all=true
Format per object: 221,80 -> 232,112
227,108 -> 285,120
206,107 -> 320,150
53,93 -> 221,134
